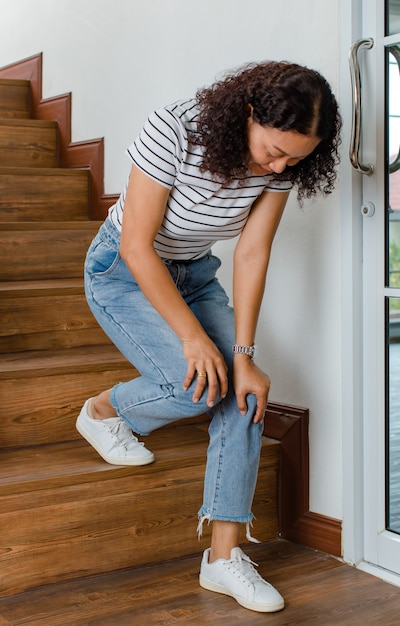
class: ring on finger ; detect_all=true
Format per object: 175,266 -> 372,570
197,372 -> 207,378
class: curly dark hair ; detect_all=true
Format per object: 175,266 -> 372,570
194,61 -> 342,203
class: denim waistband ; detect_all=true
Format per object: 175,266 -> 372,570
97,217 -> 122,251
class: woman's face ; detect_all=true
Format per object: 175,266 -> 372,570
247,115 -> 321,176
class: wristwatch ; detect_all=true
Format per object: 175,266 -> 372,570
232,344 -> 257,359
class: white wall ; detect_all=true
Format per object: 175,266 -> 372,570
0,0 -> 342,519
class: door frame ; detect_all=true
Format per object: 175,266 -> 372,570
340,0 -> 400,585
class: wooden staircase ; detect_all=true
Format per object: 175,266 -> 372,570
0,76 -> 281,598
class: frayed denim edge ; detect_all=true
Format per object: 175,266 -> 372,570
197,510 -> 261,544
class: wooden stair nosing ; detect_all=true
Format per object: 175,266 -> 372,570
0,220 -> 102,232
0,165 -> 89,177
0,118 -> 57,130
0,278 -> 85,297
0,345 -> 132,379
0,78 -> 30,87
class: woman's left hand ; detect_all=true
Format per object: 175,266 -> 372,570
233,356 -> 271,423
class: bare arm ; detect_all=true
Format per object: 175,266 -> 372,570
233,189 -> 289,422
119,165 -> 228,406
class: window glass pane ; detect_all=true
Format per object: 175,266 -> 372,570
387,298 -> 400,533
387,47 -> 400,287
387,0 -> 400,35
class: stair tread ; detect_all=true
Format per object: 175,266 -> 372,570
0,165 -> 89,177
0,424 -> 208,493
0,220 -> 101,231
0,278 -> 84,296
0,345 -> 131,378
0,426 -> 279,497
0,118 -> 57,129
0,78 -> 30,86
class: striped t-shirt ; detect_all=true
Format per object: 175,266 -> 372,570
108,98 -> 292,260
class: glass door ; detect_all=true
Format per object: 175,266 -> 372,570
387,41 -> 400,537
360,0 -> 400,575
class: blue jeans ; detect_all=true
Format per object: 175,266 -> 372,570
84,218 -> 263,524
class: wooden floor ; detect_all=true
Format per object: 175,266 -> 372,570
1,541 -> 399,625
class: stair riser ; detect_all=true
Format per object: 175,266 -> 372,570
0,80 -> 30,119
0,123 -> 57,168
0,292 -> 110,352
0,443 -> 278,597
0,367 -> 135,448
0,227 -> 97,280
0,170 -> 89,221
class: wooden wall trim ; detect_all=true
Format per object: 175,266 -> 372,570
0,53 -> 118,219
264,401 -> 342,557
286,511 -> 342,557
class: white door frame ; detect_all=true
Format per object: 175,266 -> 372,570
340,0 -> 364,568
340,0 -> 400,585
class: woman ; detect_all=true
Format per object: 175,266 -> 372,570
76,61 -> 341,613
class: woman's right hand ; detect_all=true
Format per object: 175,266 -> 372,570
182,335 -> 228,408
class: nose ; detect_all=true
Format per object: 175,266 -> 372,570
269,157 -> 288,174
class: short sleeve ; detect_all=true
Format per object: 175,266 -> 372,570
126,107 -> 187,189
264,178 -> 293,192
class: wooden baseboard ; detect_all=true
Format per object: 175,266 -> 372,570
0,53 -> 118,220
285,511 -> 342,557
264,401 -> 342,557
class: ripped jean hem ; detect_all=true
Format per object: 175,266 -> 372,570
197,508 -> 260,544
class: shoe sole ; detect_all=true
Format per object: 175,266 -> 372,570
199,575 -> 284,613
76,417 -> 155,466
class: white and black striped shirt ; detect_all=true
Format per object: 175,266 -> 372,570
108,99 -> 292,260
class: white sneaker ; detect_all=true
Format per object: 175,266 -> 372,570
76,399 -> 154,466
199,547 -> 284,613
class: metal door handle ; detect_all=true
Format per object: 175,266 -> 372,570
349,38 -> 374,175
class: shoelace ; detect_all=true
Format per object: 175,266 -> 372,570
107,418 -> 145,449
224,552 -> 264,587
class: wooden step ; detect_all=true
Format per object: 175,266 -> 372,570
0,118 -> 57,168
0,79 -> 30,119
0,345 -> 135,448
0,279 -> 110,353
0,167 -> 90,221
0,426 -> 280,596
0,221 -> 101,280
